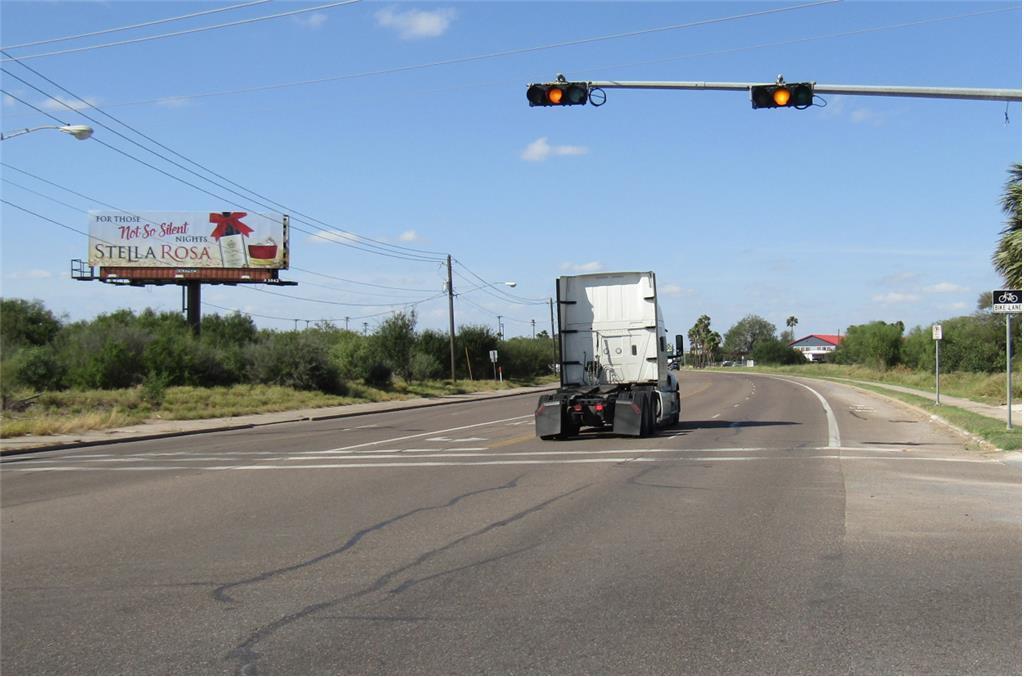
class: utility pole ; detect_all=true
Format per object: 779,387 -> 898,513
345,316 -> 350,331
447,254 -> 456,383
362,322 -> 368,335
531,319 -> 536,337
497,315 -> 503,340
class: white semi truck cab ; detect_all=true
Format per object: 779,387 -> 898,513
535,271 -> 681,439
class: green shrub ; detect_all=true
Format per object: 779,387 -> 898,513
751,338 -> 805,365
370,312 -> 417,380
835,321 -> 904,369
409,351 -> 443,381
499,336 -> 553,378
330,331 -> 374,381
246,331 -> 345,393
1,298 -> 62,352
364,362 -> 393,388
61,324 -> 149,389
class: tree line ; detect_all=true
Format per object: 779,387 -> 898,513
0,299 -> 556,396
685,308 -> 1019,372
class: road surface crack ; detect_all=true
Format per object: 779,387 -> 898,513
213,475 -> 524,604
226,483 -> 590,675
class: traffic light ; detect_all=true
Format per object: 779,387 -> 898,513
526,82 -> 590,107
750,82 -> 814,109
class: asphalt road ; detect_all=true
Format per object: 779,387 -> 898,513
2,372 -> 1020,675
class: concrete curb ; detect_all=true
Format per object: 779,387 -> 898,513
0,384 -> 557,457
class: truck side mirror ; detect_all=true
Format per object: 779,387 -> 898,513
675,334 -> 685,355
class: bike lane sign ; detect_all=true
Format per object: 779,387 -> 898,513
992,290 -> 1022,313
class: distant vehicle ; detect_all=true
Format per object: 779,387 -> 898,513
721,360 -> 734,367
535,271 -> 681,439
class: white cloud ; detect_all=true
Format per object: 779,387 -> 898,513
399,230 -> 419,242
560,261 -> 602,273
375,7 -> 456,39
3,93 -> 18,108
293,12 -> 328,29
521,137 -> 589,162
41,95 -> 99,112
923,282 -> 967,293
872,292 -> 920,304
943,302 -> 969,311
822,95 -> 884,126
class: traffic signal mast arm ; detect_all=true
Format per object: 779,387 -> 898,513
577,79 -> 1022,102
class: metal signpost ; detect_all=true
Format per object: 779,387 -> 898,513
992,290 -> 1022,430
932,324 -> 942,405
489,349 -> 498,380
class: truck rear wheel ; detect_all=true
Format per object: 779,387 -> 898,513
639,393 -> 653,437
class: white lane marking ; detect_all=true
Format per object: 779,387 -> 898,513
769,377 -> 842,449
426,437 -> 487,442
4,454 -> 1000,472
321,414 -> 533,452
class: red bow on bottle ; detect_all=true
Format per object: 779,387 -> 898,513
209,212 -> 254,240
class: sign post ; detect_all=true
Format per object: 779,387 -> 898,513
489,349 -> 498,381
932,324 -> 943,405
992,290 -> 1022,430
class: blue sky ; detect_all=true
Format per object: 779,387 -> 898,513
1,0 -> 1020,342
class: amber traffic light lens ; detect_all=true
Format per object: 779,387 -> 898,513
547,88 -> 564,104
772,88 -> 791,106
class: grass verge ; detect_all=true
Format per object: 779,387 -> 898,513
718,364 -> 1021,406
0,376 -> 557,439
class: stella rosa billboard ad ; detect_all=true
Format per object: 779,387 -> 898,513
88,211 -> 288,269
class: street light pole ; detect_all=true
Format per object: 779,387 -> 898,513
0,124 -> 94,141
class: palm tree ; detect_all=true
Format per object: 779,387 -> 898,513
785,316 -> 799,342
993,163 -> 1021,288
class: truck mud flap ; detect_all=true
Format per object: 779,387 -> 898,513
613,391 -> 644,438
535,395 -> 564,439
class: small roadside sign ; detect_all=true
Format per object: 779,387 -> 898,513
992,289 -> 1022,313
489,350 -> 498,363
932,324 -> 943,340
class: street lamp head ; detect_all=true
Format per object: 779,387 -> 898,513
60,124 -> 93,140
504,281 -> 517,288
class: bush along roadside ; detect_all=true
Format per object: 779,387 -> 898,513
0,300 -> 562,437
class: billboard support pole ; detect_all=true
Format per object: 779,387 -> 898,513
186,281 -> 202,336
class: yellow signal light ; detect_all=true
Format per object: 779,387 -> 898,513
772,88 -> 791,106
547,88 -> 564,104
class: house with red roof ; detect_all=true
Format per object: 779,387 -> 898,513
788,334 -> 843,362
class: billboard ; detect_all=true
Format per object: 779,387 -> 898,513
88,211 -> 288,269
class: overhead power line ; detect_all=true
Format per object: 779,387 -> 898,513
0,0 -> 362,62
1,173 -> 438,300
0,0 -> 272,51
2,60 -> 446,263
8,0 -> 843,112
